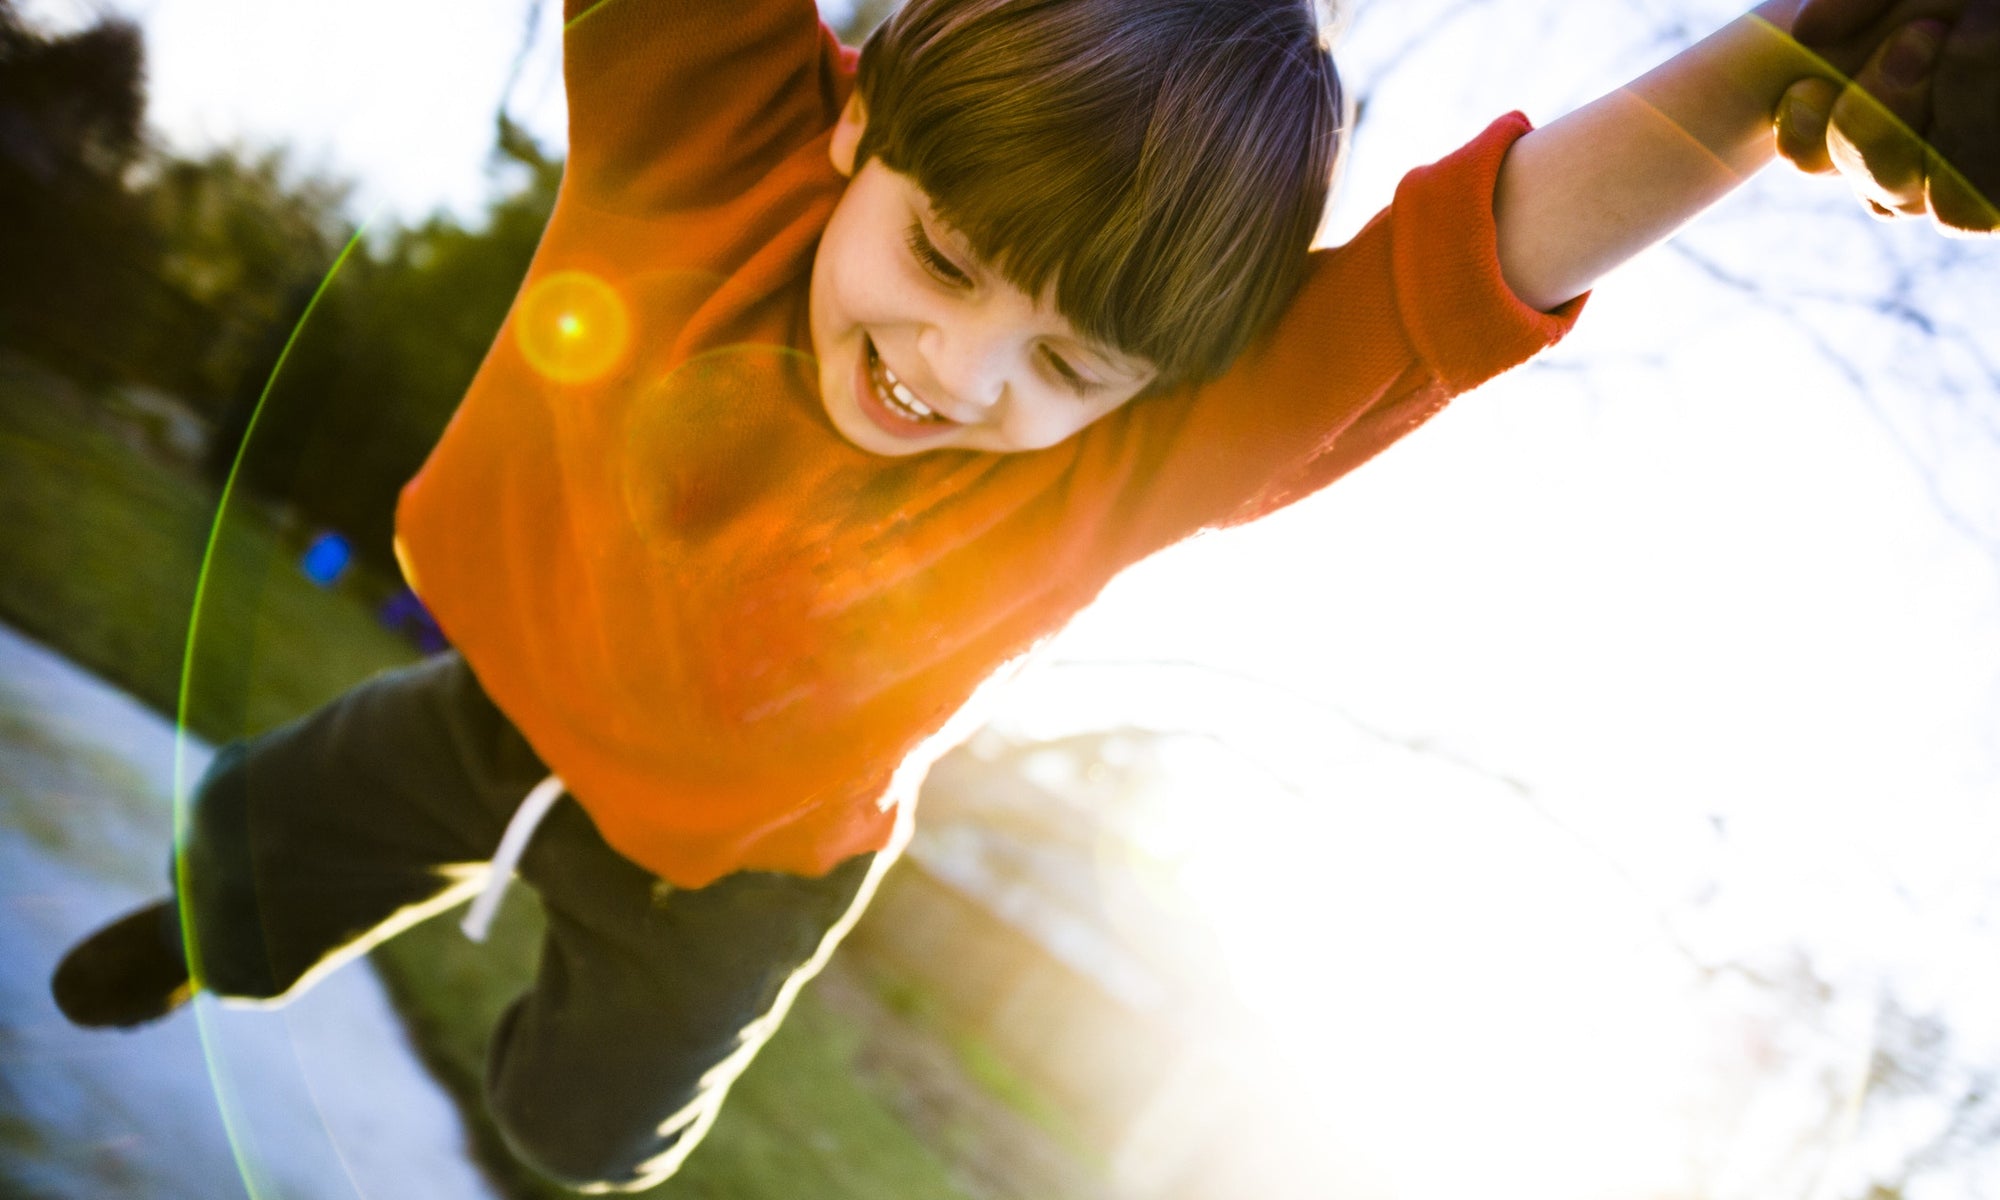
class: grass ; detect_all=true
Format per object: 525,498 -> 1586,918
0,354 -> 416,743
371,889 -> 981,1200
0,353 -> 1103,1200
873,975 -> 1094,1156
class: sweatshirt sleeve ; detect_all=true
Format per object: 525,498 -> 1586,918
1390,112 -> 1586,395
1096,113 -> 1583,556
560,0 -> 854,214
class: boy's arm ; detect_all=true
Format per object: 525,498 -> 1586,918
1494,0 -> 1883,311
560,0 -> 848,212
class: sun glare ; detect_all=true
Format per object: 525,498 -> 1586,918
989,663 -> 1794,1200
515,269 -> 630,383
1123,735 -> 1725,1199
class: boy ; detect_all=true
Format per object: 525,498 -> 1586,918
51,0 -> 1946,1190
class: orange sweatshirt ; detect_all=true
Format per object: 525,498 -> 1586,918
394,0 -> 1584,887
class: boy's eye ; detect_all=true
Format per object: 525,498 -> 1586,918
905,222 -> 971,287
1042,348 -> 1103,398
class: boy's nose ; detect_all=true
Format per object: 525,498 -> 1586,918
917,324 -> 1009,416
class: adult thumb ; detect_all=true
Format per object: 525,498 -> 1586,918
1776,77 -> 1841,174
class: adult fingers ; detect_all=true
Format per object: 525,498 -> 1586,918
1776,77 -> 1841,173
1825,19 -> 1945,215
1924,0 -> 2000,233
1794,0 -> 1963,74
1924,171 -> 1997,232
1795,0 -> 1900,45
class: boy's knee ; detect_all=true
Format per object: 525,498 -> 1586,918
485,1000 -> 714,1192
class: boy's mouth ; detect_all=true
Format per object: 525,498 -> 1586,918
858,336 -> 955,436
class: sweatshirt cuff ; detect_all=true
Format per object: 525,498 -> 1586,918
1391,112 -> 1586,395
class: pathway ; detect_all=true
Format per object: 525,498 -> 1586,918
0,623 -> 503,1200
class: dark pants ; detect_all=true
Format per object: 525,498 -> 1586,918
173,652 -> 882,1192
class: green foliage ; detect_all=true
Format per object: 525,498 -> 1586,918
0,1 -> 159,387
208,130 -> 560,571
0,2 -> 349,411
0,0 -> 145,170
2,0 -> 563,573
130,146 -> 354,419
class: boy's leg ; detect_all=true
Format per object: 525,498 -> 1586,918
487,802 -> 885,1192
86,653 -> 541,1009
180,651 -> 546,1000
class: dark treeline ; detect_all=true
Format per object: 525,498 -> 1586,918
0,0 -> 558,573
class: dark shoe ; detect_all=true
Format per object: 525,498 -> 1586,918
51,900 -> 194,1028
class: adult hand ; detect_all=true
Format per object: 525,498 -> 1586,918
1776,0 -> 1999,236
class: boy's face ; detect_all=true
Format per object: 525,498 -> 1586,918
810,97 -> 1158,457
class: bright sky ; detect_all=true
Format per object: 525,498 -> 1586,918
23,0 -> 2000,1193
22,0 -> 571,224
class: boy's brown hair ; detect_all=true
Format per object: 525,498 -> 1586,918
854,0 -> 1347,388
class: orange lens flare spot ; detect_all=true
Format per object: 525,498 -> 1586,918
515,270 -> 630,383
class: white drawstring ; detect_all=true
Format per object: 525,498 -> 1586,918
461,773 -> 567,943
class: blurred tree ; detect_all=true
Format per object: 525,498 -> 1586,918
0,0 -> 351,414
133,145 -> 353,418
215,119 -> 560,571
0,0 -> 142,175
0,0 -> 156,385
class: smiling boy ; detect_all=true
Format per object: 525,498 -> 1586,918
52,0 -> 1926,1189
810,169 -> 1160,454
805,0 -> 1340,455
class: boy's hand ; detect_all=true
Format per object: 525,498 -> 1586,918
1776,0 -> 2000,235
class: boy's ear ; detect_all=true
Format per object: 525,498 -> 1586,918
830,92 -> 867,178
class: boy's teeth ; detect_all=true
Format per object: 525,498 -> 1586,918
870,345 -> 944,423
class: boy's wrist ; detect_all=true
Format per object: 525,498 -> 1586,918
1492,0 -> 1875,310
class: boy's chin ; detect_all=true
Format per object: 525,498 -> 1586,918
816,378 -> 928,457
830,411 -> 957,458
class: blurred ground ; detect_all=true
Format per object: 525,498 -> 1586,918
0,620 -> 505,1200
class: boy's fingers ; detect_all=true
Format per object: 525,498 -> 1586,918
1923,0 -> 2000,233
1776,78 -> 1839,173
1825,20 -> 1944,214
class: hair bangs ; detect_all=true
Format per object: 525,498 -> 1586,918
858,0 -> 1345,386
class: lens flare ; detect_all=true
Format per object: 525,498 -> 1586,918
515,270 -> 631,384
